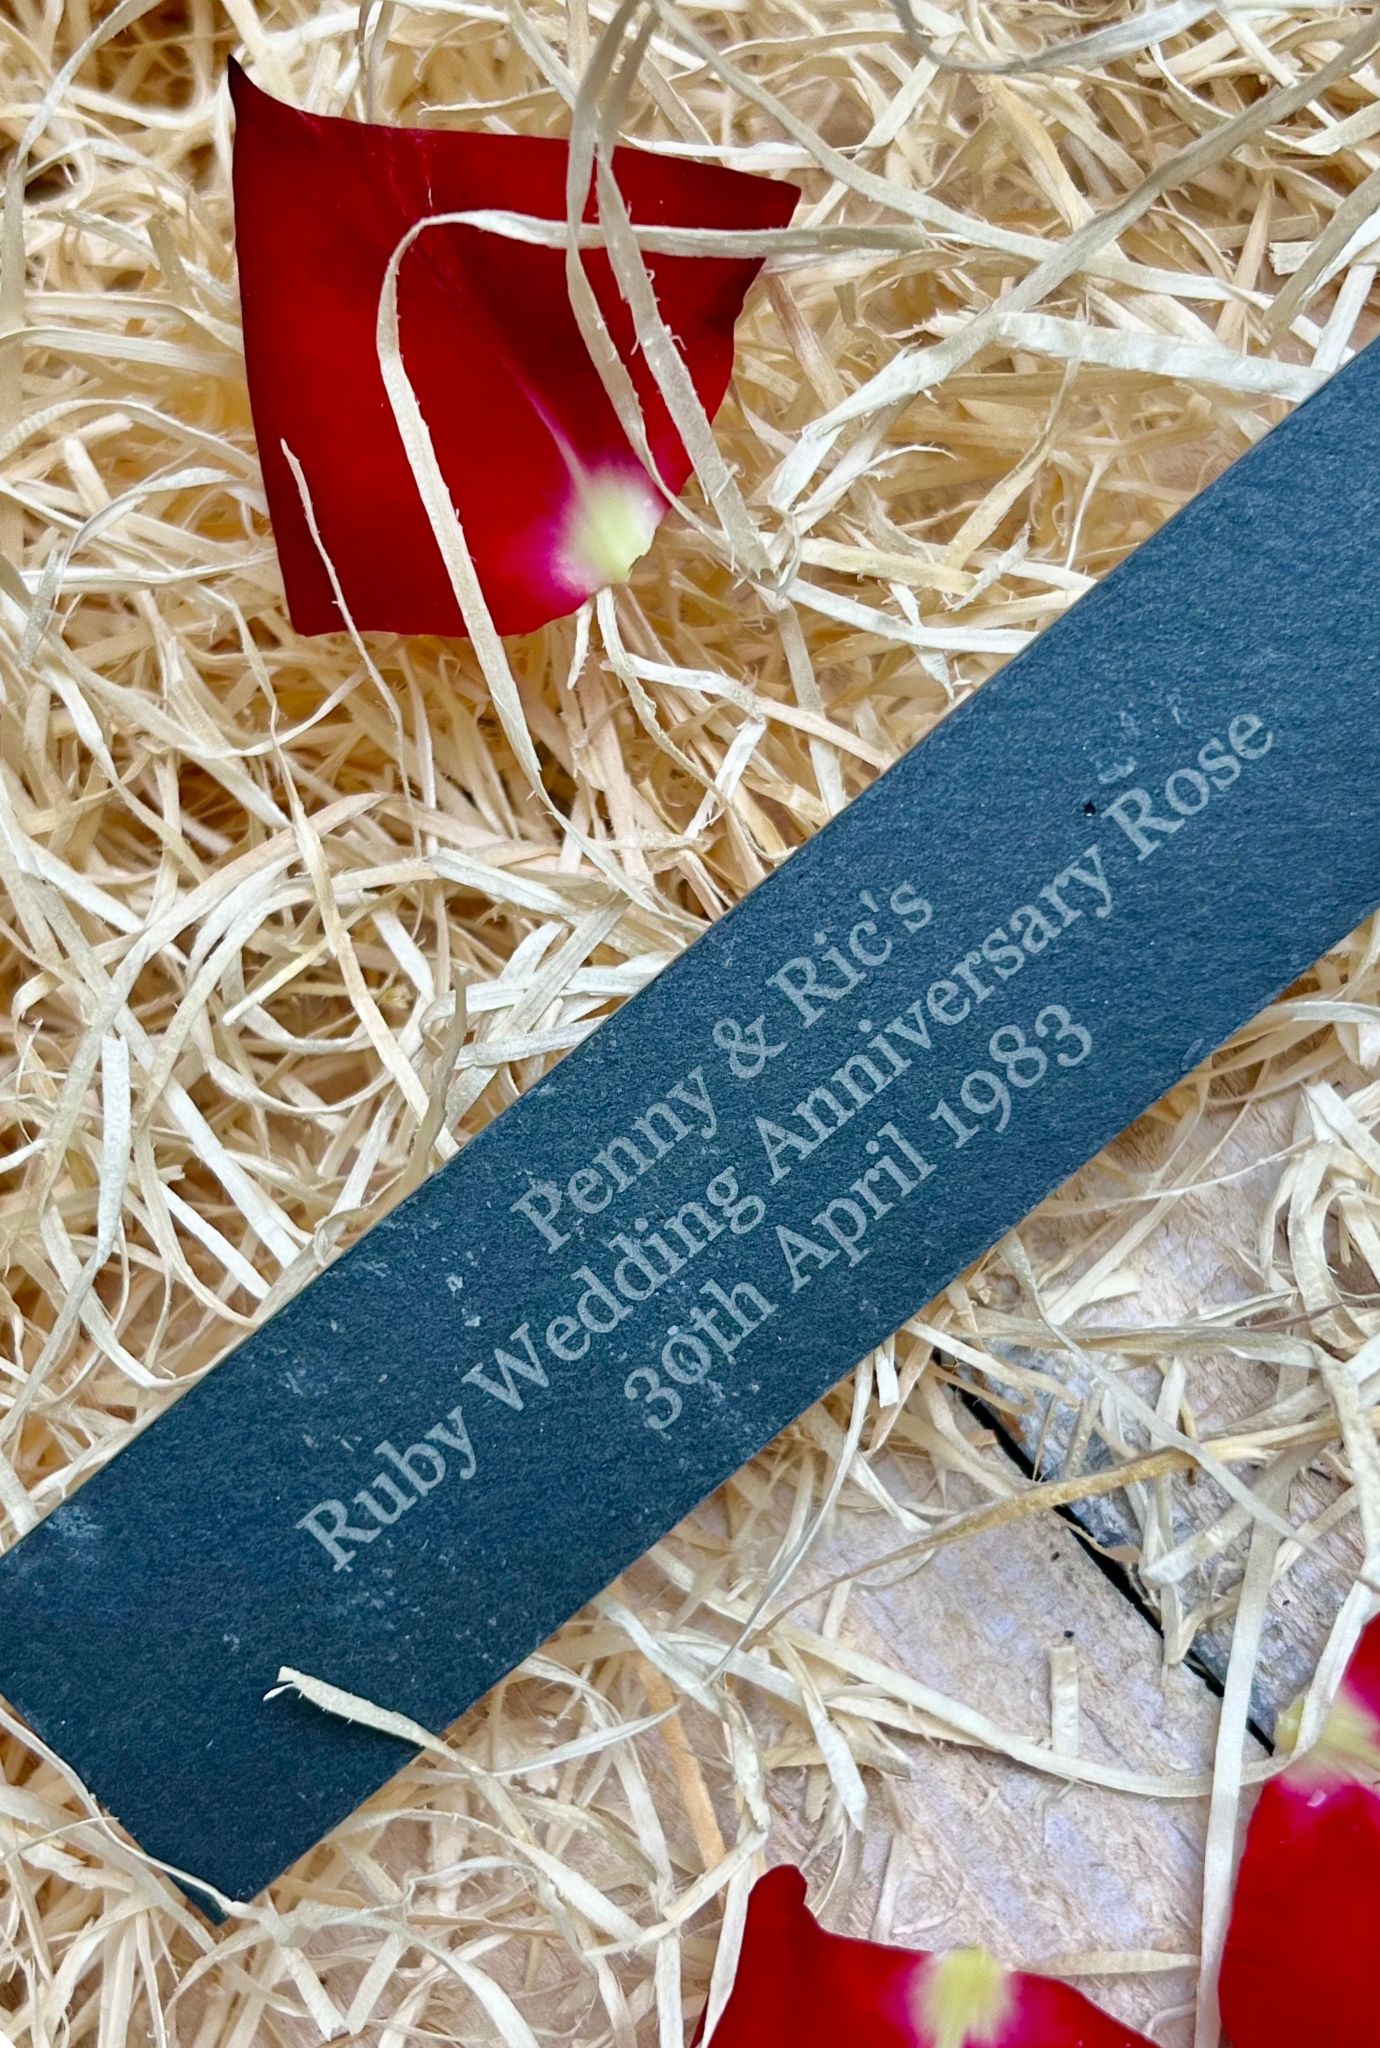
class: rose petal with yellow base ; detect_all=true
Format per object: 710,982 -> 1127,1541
230,63 -> 795,640
1219,1615 -> 1380,2048
698,1867 -> 1154,2048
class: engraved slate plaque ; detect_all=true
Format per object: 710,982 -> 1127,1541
1,344 -> 1380,1905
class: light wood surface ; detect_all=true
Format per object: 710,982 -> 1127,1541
770,1476 -> 1232,2046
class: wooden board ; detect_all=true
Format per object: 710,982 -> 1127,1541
954,1091 -> 1360,1735
763,1472 -> 1233,2047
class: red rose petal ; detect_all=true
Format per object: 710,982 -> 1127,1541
699,1867 -> 1154,2047
229,64 -> 794,639
1220,1615 -> 1380,2048
1340,1609 -> 1380,1723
